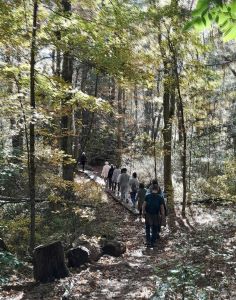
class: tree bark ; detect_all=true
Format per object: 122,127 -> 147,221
61,0 -> 74,181
117,85 -> 123,167
29,0 -> 38,253
158,32 -> 175,216
10,119 -> 23,159
171,47 -> 187,217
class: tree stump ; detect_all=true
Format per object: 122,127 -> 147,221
66,246 -> 89,268
102,240 -> 126,257
0,238 -> 8,251
33,241 -> 69,283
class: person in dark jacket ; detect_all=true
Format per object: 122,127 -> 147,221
108,164 -> 114,189
137,183 -> 146,217
80,152 -> 87,171
142,183 -> 165,247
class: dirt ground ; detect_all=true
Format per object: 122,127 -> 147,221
0,170 -> 235,300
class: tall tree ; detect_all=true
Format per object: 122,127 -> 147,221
29,0 -> 38,252
61,0 -> 74,181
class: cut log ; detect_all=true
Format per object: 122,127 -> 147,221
102,240 -> 126,257
66,246 -> 89,268
73,238 -> 102,262
0,238 -> 8,251
33,241 -> 69,283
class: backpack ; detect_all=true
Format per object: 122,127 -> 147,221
131,181 -> 137,192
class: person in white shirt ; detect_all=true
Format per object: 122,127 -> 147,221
101,161 -> 111,188
118,168 -> 130,202
112,166 -> 121,193
129,172 -> 139,207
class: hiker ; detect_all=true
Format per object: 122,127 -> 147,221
129,172 -> 139,207
80,152 -> 87,171
148,179 -> 167,217
118,168 -> 130,202
142,183 -> 165,247
112,166 -> 121,193
101,161 -> 111,188
148,179 -> 164,197
137,183 -> 146,217
108,164 -> 114,189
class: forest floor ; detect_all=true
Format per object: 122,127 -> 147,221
0,169 -> 236,300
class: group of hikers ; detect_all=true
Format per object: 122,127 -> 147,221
78,154 -> 167,248
101,161 -> 167,248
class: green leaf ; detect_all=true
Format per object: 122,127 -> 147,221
223,24 -> 236,41
192,0 -> 211,17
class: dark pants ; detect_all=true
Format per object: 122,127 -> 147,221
112,182 -> 120,192
145,224 -> 158,245
145,213 -> 161,245
81,162 -> 85,171
130,191 -> 137,205
108,178 -> 113,189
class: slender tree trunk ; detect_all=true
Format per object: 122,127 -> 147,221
80,63 -> 90,152
29,0 -> 38,253
55,31 -> 61,77
81,73 -> 98,152
61,0 -> 74,181
134,85 -> 138,126
171,45 -> 187,217
158,31 -> 175,216
110,77 -> 116,104
163,79 -> 175,214
117,85 -> 123,166
188,123 -> 193,201
10,119 -> 23,159
153,107 -> 163,178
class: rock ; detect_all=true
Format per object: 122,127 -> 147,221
33,241 -> 69,283
102,240 -> 126,257
0,238 -> 8,251
66,246 -> 89,268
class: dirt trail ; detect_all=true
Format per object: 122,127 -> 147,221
1,170 -> 235,299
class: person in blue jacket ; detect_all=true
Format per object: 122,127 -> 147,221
142,183 -> 165,248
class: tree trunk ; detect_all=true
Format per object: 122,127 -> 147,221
33,241 -> 69,283
55,31 -> 61,77
29,0 -> 38,253
134,85 -> 138,125
153,107 -> 163,179
80,63 -> 90,152
158,31 -> 175,216
172,50 -> 187,217
163,82 -> 175,215
81,73 -> 98,152
117,85 -> 123,167
10,119 -> 23,159
61,0 -> 74,181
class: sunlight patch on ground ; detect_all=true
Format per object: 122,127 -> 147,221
194,212 -> 218,224
74,175 -> 90,184
125,286 -> 154,299
84,170 -> 105,185
0,292 -> 24,300
128,248 -> 144,258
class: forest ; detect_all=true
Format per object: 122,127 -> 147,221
0,0 -> 235,299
